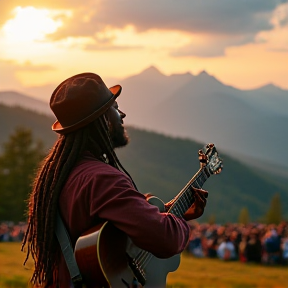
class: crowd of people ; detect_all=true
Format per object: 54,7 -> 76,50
1,220 -> 288,266
186,221 -> 288,265
0,221 -> 27,242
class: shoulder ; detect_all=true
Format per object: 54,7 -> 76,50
74,157 -> 134,186
74,157 -> 119,174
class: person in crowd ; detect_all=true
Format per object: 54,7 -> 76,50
230,229 -> 241,259
262,228 -> 281,265
245,228 -> 262,263
205,225 -> 218,258
217,234 -> 237,261
188,229 -> 204,258
281,228 -> 288,265
238,234 -> 248,262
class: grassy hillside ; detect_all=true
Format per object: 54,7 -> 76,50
0,104 -> 287,223
0,104 -> 57,152
117,127 -> 288,223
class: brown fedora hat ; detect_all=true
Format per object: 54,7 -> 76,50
50,72 -> 122,134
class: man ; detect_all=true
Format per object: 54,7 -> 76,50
22,72 -> 208,287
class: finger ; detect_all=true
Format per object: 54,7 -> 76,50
192,187 -> 208,197
194,190 -> 207,206
202,190 -> 208,199
194,190 -> 207,203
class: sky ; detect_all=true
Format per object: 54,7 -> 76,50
0,0 -> 288,101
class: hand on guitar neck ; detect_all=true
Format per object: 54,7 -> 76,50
164,187 -> 208,221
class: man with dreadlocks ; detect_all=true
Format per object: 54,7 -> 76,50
22,72 -> 208,288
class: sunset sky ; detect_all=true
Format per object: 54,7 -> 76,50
0,0 -> 287,101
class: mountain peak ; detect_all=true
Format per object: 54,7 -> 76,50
198,70 -> 209,76
196,70 -> 216,80
194,70 -> 224,87
140,66 -> 164,76
255,82 -> 285,93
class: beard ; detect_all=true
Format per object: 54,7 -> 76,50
110,125 -> 129,148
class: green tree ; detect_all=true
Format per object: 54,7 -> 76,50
238,207 -> 250,225
265,193 -> 282,224
0,127 -> 45,222
208,214 -> 216,225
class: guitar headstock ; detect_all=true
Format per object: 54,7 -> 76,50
198,143 -> 223,175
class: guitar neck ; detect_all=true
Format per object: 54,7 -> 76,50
167,167 -> 210,218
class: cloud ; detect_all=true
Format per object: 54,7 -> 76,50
1,1 -> 285,35
17,61 -> 55,72
0,59 -> 56,91
45,0 -> 286,56
0,0 -> 78,26
254,2 -> 288,52
0,59 -> 23,90
1,0 -> 286,57
48,0 -> 280,36
84,42 -> 142,51
170,34 -> 255,57
98,0 -> 277,34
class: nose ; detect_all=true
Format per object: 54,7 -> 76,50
119,109 -> 126,119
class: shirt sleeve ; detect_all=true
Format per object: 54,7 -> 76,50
87,165 -> 190,259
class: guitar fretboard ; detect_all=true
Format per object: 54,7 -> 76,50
167,167 -> 210,218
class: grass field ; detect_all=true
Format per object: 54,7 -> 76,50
1,243 -> 288,288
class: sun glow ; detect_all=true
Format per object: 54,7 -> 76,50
2,6 -> 63,42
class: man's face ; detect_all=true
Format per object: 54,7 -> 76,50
106,101 -> 129,148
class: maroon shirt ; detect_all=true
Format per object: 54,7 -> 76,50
57,153 -> 190,287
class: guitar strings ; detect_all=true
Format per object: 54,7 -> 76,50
133,170 -> 209,272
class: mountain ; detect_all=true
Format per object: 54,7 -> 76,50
0,103 -> 56,151
241,84 -> 288,117
0,103 -> 287,223
118,66 -> 194,122
0,67 -> 287,175
117,67 -> 288,174
0,91 -> 52,116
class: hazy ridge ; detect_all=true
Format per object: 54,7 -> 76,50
1,66 -> 287,175
0,103 -> 287,223
118,67 -> 288,172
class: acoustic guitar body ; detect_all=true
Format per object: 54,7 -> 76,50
74,197 -> 180,287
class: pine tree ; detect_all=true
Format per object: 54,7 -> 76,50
266,193 -> 282,224
238,207 -> 250,225
208,214 -> 216,225
0,127 -> 45,222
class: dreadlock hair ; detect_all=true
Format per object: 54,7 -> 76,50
22,114 -> 136,287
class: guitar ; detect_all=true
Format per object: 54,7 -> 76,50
74,143 -> 223,287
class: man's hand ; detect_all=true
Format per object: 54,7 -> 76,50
183,187 -> 208,220
165,187 -> 208,220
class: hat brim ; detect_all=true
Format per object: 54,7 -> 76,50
52,84 -> 122,134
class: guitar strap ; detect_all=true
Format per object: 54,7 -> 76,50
55,211 -> 83,288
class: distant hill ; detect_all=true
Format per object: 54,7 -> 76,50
0,91 -> 52,116
117,128 -> 288,223
242,84 -> 288,117
0,103 -> 56,151
0,103 -> 287,223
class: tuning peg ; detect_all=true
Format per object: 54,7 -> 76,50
215,168 -> 222,174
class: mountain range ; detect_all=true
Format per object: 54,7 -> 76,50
0,66 -> 287,178
0,103 -> 287,223
118,67 -> 288,175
